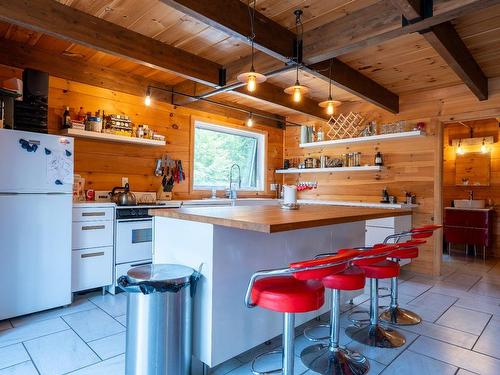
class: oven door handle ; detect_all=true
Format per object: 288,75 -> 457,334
116,218 -> 152,223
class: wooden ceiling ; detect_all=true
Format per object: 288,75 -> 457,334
0,0 -> 499,121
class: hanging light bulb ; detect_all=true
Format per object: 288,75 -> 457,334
237,2 -> 266,91
456,140 -> 465,155
481,138 -> 488,153
144,87 -> 152,106
284,9 -> 309,103
246,113 -> 253,127
319,59 -> 341,115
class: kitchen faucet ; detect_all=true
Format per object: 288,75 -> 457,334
228,164 -> 241,199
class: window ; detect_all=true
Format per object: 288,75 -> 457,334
193,121 -> 265,191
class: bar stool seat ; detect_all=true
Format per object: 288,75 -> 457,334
357,260 -> 400,279
251,276 -> 324,313
322,265 -> 365,290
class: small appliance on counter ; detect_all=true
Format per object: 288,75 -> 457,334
111,183 -> 137,206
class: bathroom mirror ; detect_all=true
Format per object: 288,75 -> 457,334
455,152 -> 491,186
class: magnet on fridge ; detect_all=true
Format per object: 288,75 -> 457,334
65,150 -> 72,157
45,148 -> 51,155
55,179 -> 63,185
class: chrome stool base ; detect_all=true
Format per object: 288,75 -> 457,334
251,349 -> 282,375
346,324 -> 406,348
379,306 -> 421,326
301,344 -> 369,375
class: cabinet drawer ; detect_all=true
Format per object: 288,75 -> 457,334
72,207 -> 114,222
72,221 -> 113,249
72,246 -> 113,292
115,260 -> 152,282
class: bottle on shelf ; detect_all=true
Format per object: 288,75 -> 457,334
62,106 -> 71,128
77,107 -> 85,122
374,151 -> 384,166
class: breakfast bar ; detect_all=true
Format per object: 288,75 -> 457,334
150,205 -> 411,367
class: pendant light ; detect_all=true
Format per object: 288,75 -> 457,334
319,59 -> 341,115
284,9 -> 309,103
237,0 -> 266,92
144,87 -> 152,106
246,113 -> 254,127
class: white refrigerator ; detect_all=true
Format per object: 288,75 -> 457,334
0,128 -> 74,320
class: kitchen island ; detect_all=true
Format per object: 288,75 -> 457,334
150,205 -> 411,367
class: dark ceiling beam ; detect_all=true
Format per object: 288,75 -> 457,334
304,0 -> 500,64
306,59 -> 399,114
390,0 -> 488,100
162,0 -> 399,113
159,0 -> 295,62
0,0 -> 222,86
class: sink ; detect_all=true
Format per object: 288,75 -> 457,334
453,199 -> 486,209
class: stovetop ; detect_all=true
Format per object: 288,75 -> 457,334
115,202 -> 181,220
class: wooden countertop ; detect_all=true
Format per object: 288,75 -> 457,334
149,205 -> 412,233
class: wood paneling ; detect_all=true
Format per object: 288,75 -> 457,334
0,65 -> 282,198
443,119 -> 500,257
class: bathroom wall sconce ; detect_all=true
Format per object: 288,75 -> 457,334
451,136 -> 494,155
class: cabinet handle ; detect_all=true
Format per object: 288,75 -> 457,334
81,225 -> 105,231
81,251 -> 105,258
82,212 -> 106,217
131,261 -> 152,267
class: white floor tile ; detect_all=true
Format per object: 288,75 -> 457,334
209,358 -> 244,375
0,322 -> 11,333
345,329 -> 418,365
24,330 -> 99,375
67,354 -> 125,375
0,344 -> 30,370
382,350 -> 457,375
407,292 -> 457,322
409,336 -> 500,375
398,280 -> 433,297
454,295 -> 500,316
10,299 -> 96,328
0,361 -> 38,375
469,281 -> 500,299
400,320 -> 477,349
456,369 -> 479,375
62,309 -> 125,342
88,332 -> 125,360
0,318 -> 68,349
436,306 -> 491,335
114,315 -> 127,327
442,272 -> 482,289
473,315 -> 500,359
89,294 -> 127,317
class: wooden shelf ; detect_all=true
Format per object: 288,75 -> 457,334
60,128 -> 166,146
299,130 -> 425,148
275,166 -> 382,174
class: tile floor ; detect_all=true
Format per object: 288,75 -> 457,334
1,255 -> 500,374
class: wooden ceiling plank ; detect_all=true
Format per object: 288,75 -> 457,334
0,0 -> 222,86
159,0 -> 295,61
391,0 -> 488,100
307,59 -> 399,114
304,0 -> 500,63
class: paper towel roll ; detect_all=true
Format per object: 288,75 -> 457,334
283,185 -> 297,205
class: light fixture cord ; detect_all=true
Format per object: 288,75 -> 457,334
294,11 -> 303,84
328,58 -> 333,100
248,0 -> 256,70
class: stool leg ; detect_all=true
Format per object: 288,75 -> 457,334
379,276 -> 421,326
346,278 -> 406,348
283,313 -> 295,375
301,289 -> 369,375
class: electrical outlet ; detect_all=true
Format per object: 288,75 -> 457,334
121,177 -> 128,186
270,183 -> 277,191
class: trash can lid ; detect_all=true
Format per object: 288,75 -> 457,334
127,264 -> 195,285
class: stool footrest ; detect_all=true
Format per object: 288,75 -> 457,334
303,324 -> 330,342
348,310 -> 370,327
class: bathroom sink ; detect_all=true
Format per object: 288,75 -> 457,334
453,199 -> 486,209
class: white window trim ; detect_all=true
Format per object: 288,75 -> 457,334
193,120 -> 266,192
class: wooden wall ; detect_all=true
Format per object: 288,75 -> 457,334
0,64 -> 283,199
443,119 -> 500,257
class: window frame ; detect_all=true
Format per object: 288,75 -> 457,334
191,118 -> 267,193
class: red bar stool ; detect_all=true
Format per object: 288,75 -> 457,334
300,252 -> 370,375
245,251 -> 359,375
344,245 -> 406,348
379,225 -> 441,326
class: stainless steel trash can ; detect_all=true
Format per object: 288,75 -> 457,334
118,264 -> 199,375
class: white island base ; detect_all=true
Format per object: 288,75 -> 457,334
152,217 -> 366,368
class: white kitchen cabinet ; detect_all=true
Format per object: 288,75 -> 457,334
365,215 -> 413,266
72,206 -> 114,293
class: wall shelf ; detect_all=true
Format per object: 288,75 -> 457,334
300,130 -> 425,148
275,166 -> 382,174
60,128 -> 166,146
